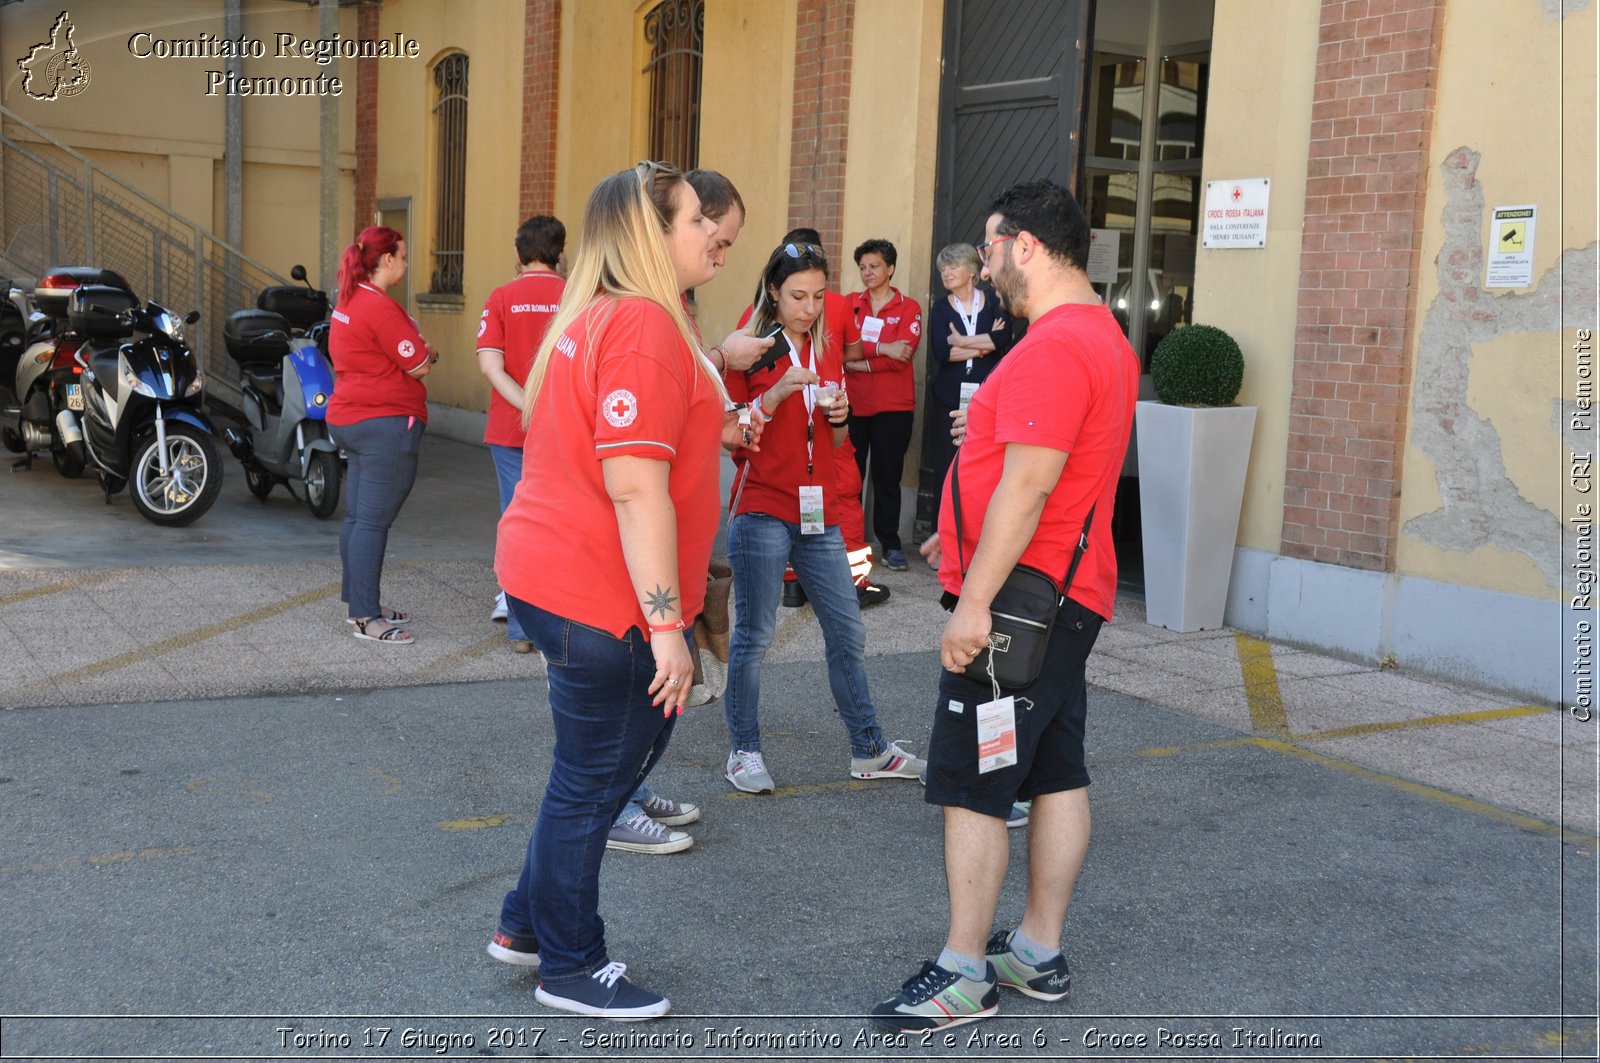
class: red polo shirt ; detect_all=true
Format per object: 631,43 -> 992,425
725,320 -> 845,524
327,283 -> 429,425
843,288 -> 922,416
477,269 -> 565,447
495,297 -> 724,638
937,301 -> 1139,622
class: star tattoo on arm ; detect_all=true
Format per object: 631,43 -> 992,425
644,584 -> 678,619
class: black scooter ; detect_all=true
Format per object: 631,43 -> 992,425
64,284 -> 223,526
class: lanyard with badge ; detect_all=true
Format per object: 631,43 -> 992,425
784,333 -> 826,535
953,290 -> 981,376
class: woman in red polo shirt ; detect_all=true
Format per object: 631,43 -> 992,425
844,238 -> 922,571
485,162 -> 723,1021
327,225 -> 434,645
720,242 -> 927,796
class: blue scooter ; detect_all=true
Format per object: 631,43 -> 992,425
222,266 -> 342,518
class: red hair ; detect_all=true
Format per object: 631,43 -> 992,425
336,225 -> 404,308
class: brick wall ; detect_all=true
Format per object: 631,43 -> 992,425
788,0 -> 854,285
1282,0 -> 1445,570
520,0 -> 561,219
353,3 -> 380,236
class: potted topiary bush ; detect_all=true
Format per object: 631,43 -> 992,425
1135,323 -> 1257,631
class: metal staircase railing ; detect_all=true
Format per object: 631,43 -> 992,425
1,104 -> 300,409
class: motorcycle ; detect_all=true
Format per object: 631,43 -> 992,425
0,274 -> 28,404
220,265 -> 341,518
1,266 -> 114,478
65,282 -> 223,526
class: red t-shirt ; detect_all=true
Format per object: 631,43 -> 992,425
477,269 -> 565,447
495,297 -> 724,638
327,283 -> 429,424
843,288 -> 922,416
725,321 -> 845,525
937,302 -> 1139,621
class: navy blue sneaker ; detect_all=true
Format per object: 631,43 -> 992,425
535,962 -> 670,1020
486,929 -> 540,967
883,548 -> 909,571
986,929 -> 1071,1001
871,960 -> 998,1031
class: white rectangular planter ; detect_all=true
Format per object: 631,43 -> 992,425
1135,402 -> 1258,632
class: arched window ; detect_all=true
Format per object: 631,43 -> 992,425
642,0 -> 703,170
430,51 -> 469,295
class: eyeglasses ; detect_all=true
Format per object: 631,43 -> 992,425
782,242 -> 824,259
977,234 -> 1017,261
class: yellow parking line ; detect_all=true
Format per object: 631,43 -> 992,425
1236,632 -> 1291,737
423,633 -> 514,677
439,814 -> 524,832
0,579 -> 81,609
1297,704 -> 1549,742
14,581 -> 340,697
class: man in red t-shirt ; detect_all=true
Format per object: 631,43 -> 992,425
476,216 -> 566,649
871,181 -> 1139,1032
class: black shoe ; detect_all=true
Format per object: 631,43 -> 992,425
883,548 -> 909,571
856,580 -> 891,608
486,929 -> 540,967
782,580 -> 808,608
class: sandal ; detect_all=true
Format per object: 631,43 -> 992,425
347,607 -> 409,626
352,617 -> 414,645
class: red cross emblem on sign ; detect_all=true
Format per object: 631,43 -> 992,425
1231,186 -> 1243,202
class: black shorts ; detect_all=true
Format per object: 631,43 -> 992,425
923,598 -> 1104,819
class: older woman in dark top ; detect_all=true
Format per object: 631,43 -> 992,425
925,242 -> 1013,523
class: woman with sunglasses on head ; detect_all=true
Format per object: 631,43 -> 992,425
485,161 -> 725,1021
327,226 -> 433,645
720,242 -> 927,795
925,242 -> 1014,522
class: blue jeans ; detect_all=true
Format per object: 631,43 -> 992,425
488,444 -> 528,642
497,598 -> 685,983
725,514 -> 884,758
329,415 -> 423,619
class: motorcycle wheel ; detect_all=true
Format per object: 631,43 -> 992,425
50,444 -> 85,478
304,450 -> 341,519
245,466 -> 274,500
129,424 -> 223,526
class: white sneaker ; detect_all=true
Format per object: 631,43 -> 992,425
725,749 -> 775,794
851,740 -> 928,780
490,592 -> 508,623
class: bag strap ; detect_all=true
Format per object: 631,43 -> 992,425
950,449 -> 1096,602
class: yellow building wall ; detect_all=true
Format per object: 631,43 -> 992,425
1393,1 -> 1596,600
0,0 -> 357,285
371,0 -> 525,414
839,0 -> 944,481
1191,0 -> 1321,554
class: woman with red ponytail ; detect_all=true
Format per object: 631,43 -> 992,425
327,225 -> 435,645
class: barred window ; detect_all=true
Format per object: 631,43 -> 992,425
643,0 -> 703,170
430,51 -> 468,295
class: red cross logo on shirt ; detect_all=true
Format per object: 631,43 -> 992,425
602,388 -> 639,428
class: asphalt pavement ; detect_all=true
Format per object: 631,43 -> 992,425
0,429 -> 1595,1062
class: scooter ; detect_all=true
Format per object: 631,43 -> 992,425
1,266 -> 114,478
220,265 -> 341,518
0,275 -> 28,404
66,283 -> 223,526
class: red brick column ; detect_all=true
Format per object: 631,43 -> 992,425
788,0 -> 854,286
1282,0 -> 1445,570
353,3 -> 380,237
520,0 -> 561,219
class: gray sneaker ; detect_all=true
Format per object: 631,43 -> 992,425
605,812 -> 693,854
851,740 -> 928,780
725,749 -> 775,794
986,929 -> 1071,1001
638,792 -> 701,826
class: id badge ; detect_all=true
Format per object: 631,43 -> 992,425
976,696 -> 1018,774
798,485 -> 825,535
860,316 -> 885,344
959,381 -> 981,411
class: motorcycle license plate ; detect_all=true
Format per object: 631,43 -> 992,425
65,384 -> 84,411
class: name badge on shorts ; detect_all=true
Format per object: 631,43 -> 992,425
798,485 -> 825,535
976,696 -> 1018,774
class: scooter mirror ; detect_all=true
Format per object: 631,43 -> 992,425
185,309 -> 201,324
291,264 -> 308,283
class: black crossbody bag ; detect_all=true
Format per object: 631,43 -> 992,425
949,453 -> 1094,690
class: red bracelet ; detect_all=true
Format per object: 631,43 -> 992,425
648,619 -> 687,632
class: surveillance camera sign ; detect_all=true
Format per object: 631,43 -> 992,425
1485,205 -> 1537,289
